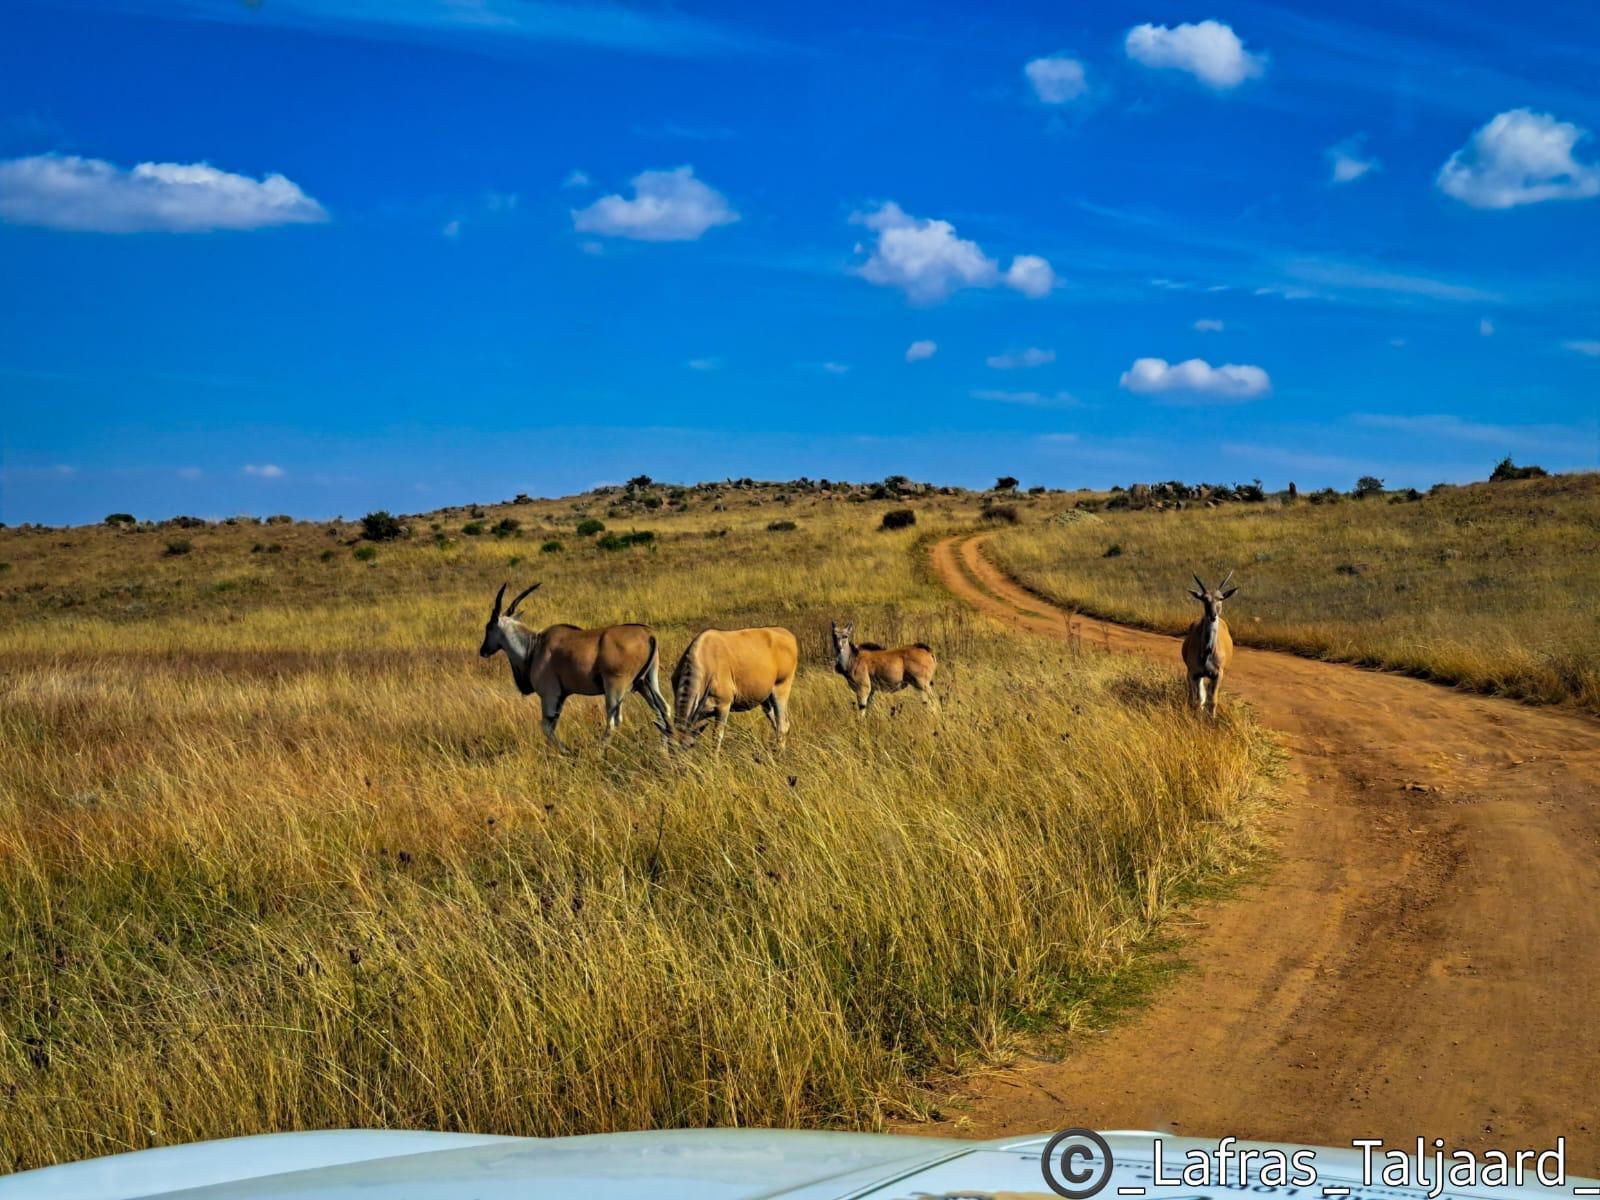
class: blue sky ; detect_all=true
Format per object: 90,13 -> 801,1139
2,0 -> 1598,524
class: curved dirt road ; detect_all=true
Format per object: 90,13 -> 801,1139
921,534 -> 1600,1167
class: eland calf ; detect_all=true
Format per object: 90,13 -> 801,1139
479,582 -> 672,752
1180,572 -> 1237,718
829,622 -> 938,717
671,626 -> 799,751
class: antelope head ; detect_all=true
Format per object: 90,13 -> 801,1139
829,621 -> 855,670
479,581 -> 540,658
1187,571 -> 1238,616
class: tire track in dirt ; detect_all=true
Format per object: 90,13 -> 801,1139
919,534 -> 1600,1167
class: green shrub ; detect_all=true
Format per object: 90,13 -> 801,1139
767,519 -> 798,532
360,511 -> 406,542
1490,457 -> 1549,482
491,518 -> 521,538
541,540 -> 564,554
319,549 -> 335,563
462,521 -> 486,537
104,513 -> 136,527
353,544 -> 378,562
576,518 -> 606,536
981,504 -> 1020,524
163,539 -> 192,557
880,509 -> 916,530
1104,543 -> 1123,558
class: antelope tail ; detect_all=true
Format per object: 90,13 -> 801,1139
635,635 -> 671,736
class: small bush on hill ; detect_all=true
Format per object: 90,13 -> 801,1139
353,544 -> 378,562
576,518 -> 606,536
1354,476 -> 1385,498
767,519 -> 798,532
360,511 -> 406,542
491,518 -> 521,538
541,540 -> 563,554
104,513 -> 136,527
1490,457 -> 1548,482
462,521 -> 485,537
981,504 -> 1020,525
163,539 -> 192,557
880,509 -> 916,530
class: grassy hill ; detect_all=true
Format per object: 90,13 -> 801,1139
986,472 -> 1600,712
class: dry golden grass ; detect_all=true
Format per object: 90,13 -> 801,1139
986,474 -> 1600,711
0,486 -> 1270,1170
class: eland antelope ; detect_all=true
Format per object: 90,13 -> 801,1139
671,626 -> 799,751
479,582 -> 672,752
1180,572 -> 1237,718
829,622 -> 938,717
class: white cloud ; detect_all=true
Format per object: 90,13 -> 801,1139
243,463 -> 285,479
1194,318 -> 1225,332
986,347 -> 1056,370
685,357 -> 721,371
1024,55 -> 1087,104
562,169 -> 591,189
852,202 -> 997,303
971,388 -> 1079,408
1327,136 -> 1378,184
442,219 -> 461,238
1124,20 -> 1263,89
851,202 -> 1053,304
1479,317 -> 1495,336
904,339 -> 937,363
1437,109 -> 1600,210
819,361 -> 850,375
1565,339 -> 1600,357
0,154 -> 327,233
1120,357 -> 1270,399
176,467 -> 202,480
1005,254 -> 1057,298
571,165 -> 737,241
1353,413 -> 1590,453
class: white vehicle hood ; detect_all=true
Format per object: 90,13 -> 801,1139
4,1128 -> 1592,1200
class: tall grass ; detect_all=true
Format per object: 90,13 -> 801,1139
0,492 -> 1269,1170
986,474 -> 1600,711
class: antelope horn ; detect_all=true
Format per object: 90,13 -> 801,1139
1219,570 -> 1235,590
490,582 -> 508,621
506,581 -> 541,616
1193,573 -> 1208,593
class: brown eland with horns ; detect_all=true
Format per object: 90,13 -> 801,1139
479,582 -> 672,752
671,626 -> 799,752
1180,572 -> 1237,718
829,622 -> 938,717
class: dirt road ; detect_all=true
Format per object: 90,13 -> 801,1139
921,534 -> 1600,1167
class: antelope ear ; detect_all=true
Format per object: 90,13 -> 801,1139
1189,589 -> 1206,601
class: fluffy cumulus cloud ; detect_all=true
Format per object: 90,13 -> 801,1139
1124,20 -> 1263,89
0,154 -> 327,233
1327,135 -> 1378,184
1194,318 -> 1225,332
986,347 -> 1056,370
1024,55 -> 1088,104
904,339 -> 937,363
1120,357 -> 1270,399
1005,254 -> 1057,298
1437,109 -> 1600,209
852,202 -> 1054,304
571,165 -> 737,241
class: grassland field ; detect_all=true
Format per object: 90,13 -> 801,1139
986,473 -> 1600,714
0,484 -> 1272,1171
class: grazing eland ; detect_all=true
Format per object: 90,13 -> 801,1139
671,627 -> 799,752
829,622 -> 938,717
1180,572 -> 1237,718
479,582 -> 672,752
